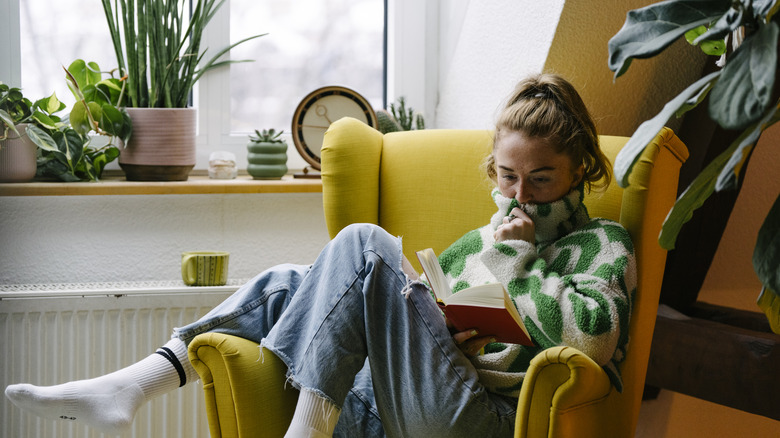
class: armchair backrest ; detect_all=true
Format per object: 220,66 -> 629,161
321,117 -> 688,436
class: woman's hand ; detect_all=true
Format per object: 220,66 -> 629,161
494,207 -> 535,243
447,318 -> 496,358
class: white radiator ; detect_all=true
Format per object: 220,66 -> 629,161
0,281 -> 243,438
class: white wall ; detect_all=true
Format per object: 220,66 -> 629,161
436,0 -> 566,129
0,193 -> 330,284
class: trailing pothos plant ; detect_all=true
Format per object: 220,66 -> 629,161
0,83 -> 34,141
27,59 -> 133,181
608,0 -> 780,330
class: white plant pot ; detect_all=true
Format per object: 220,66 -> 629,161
0,123 -> 37,183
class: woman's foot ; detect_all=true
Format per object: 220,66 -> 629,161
5,374 -> 144,434
5,338 -> 196,434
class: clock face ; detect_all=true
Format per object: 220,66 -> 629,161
292,86 -> 378,170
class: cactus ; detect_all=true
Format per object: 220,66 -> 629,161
415,113 -> 425,130
376,109 -> 402,134
376,97 -> 425,134
249,128 -> 284,144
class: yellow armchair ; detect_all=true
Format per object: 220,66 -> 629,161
188,117 -> 687,437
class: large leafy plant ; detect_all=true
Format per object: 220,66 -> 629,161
608,0 -> 779,324
26,59 -> 132,181
101,0 -> 264,108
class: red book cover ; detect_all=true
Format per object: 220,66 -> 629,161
440,302 -> 534,346
417,248 -> 534,347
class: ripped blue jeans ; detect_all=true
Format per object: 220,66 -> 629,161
174,223 -> 516,438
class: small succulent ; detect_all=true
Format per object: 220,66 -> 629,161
249,128 -> 284,143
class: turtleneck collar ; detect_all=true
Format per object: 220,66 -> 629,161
489,184 -> 590,246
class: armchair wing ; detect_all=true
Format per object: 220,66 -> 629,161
188,117 -> 687,438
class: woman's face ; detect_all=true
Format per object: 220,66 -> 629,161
494,130 -> 584,204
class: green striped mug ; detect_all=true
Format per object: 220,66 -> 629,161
181,251 -> 229,286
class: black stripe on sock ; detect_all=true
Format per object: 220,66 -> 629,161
155,347 -> 187,387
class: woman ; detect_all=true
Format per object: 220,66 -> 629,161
6,73 -> 635,438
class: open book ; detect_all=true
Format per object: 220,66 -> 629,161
416,248 -> 533,346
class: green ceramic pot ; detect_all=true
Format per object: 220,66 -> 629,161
247,141 -> 288,180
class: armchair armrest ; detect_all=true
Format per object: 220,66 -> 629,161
321,117 -> 384,238
514,346 -> 612,438
188,333 -> 298,438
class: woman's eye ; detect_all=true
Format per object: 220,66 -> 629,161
502,174 -> 517,181
532,177 -> 550,184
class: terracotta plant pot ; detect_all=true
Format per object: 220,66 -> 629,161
119,107 -> 196,181
0,123 -> 38,183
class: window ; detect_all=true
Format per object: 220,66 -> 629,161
11,0 -> 388,170
227,0 -> 385,133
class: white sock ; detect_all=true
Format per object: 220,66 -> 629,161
4,338 -> 196,435
284,388 -> 341,438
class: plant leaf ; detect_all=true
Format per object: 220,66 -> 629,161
659,148 -> 733,250
0,109 -> 19,137
100,104 -> 125,136
60,128 -> 84,167
70,101 -> 102,135
25,125 -> 59,152
192,33 -> 267,84
754,194 -> 780,295
756,0 -> 780,20
685,25 -> 708,44
709,20 -> 779,130
757,287 -> 780,335
614,71 -> 720,188
82,85 -> 107,107
608,0 -> 732,77
692,3 -> 743,44
67,59 -> 102,89
658,113 -> 769,249
686,24 -> 727,56
715,103 -> 779,191
119,109 -> 132,146
89,145 -> 120,179
97,79 -> 124,106
37,157 -> 70,180
31,110 -> 59,130
35,92 -> 65,115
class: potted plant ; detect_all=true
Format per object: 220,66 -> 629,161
1,60 -> 130,183
376,97 -> 426,134
0,83 -> 37,182
246,129 -> 288,180
23,59 -> 132,182
608,0 -> 780,419
100,0 -> 264,181
608,0 -> 779,329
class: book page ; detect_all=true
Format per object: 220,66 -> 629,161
444,283 -> 506,308
416,248 -> 452,301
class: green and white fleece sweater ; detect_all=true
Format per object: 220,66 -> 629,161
437,186 -> 636,396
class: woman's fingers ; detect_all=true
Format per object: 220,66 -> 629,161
495,207 -> 535,243
452,328 -> 479,344
451,327 -> 496,357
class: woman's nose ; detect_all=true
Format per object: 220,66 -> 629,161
514,182 -> 532,204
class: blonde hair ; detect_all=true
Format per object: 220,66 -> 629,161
486,73 -> 611,192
